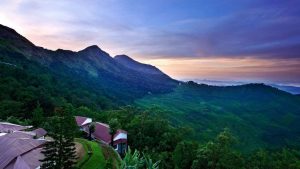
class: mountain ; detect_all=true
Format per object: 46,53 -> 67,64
190,79 -> 300,95
0,24 -> 178,103
1,24 -> 300,152
270,84 -> 300,95
115,55 -> 167,75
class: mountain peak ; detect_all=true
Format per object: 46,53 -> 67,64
0,24 -> 35,49
0,24 -> 17,34
84,45 -> 101,50
114,54 -> 135,62
114,54 -> 171,77
79,45 -> 110,55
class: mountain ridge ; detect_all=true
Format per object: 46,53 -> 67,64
0,24 -> 178,102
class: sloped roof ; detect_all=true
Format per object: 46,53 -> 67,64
93,122 -> 111,143
0,133 -> 46,169
13,156 -> 30,169
20,148 -> 43,169
0,123 -> 31,133
75,116 -> 92,127
4,148 -> 44,169
32,128 -> 47,138
92,122 -> 127,145
2,132 -> 33,139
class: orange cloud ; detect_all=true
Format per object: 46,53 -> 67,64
139,57 -> 300,83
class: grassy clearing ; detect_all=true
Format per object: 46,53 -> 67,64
76,138 -> 106,169
76,138 -> 91,168
101,143 -> 122,168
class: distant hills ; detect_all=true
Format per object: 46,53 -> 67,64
1,24 -> 300,152
136,82 -> 300,151
188,79 -> 300,94
270,84 -> 300,95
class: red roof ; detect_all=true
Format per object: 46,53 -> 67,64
74,117 -> 127,145
75,116 -> 87,126
92,122 -> 127,145
92,122 -> 111,143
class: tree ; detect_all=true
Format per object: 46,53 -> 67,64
173,141 -> 198,169
40,108 -> 77,169
192,128 -> 244,169
40,140 -> 57,169
109,118 -> 119,147
32,102 -> 44,127
246,149 -> 272,169
271,148 -> 300,169
88,122 -> 95,140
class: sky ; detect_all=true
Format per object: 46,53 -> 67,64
0,0 -> 300,85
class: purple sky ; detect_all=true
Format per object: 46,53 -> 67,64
0,0 -> 299,85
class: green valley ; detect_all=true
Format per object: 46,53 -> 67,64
136,82 -> 300,151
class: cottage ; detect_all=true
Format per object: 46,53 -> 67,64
93,122 -> 127,154
75,116 -> 92,132
74,116 -> 128,154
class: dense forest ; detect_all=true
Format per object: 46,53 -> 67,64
137,82 -> 300,151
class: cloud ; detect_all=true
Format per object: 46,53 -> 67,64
128,1 -> 300,59
0,0 -> 300,84
1,0 -> 299,60
144,57 -> 300,84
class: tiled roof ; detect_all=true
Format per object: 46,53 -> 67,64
0,133 -> 46,169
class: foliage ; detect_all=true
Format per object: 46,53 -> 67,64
144,154 -> 160,169
109,118 -> 120,146
88,123 -> 95,141
119,148 -> 144,169
173,141 -> 198,169
40,108 -> 78,169
119,148 -> 159,169
192,129 -> 244,169
98,107 -> 192,169
136,83 -> 300,151
246,148 -> 300,169
32,102 -> 44,127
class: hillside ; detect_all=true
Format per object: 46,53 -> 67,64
114,55 -> 168,76
136,82 -> 300,151
1,24 -> 300,154
0,24 -> 178,104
